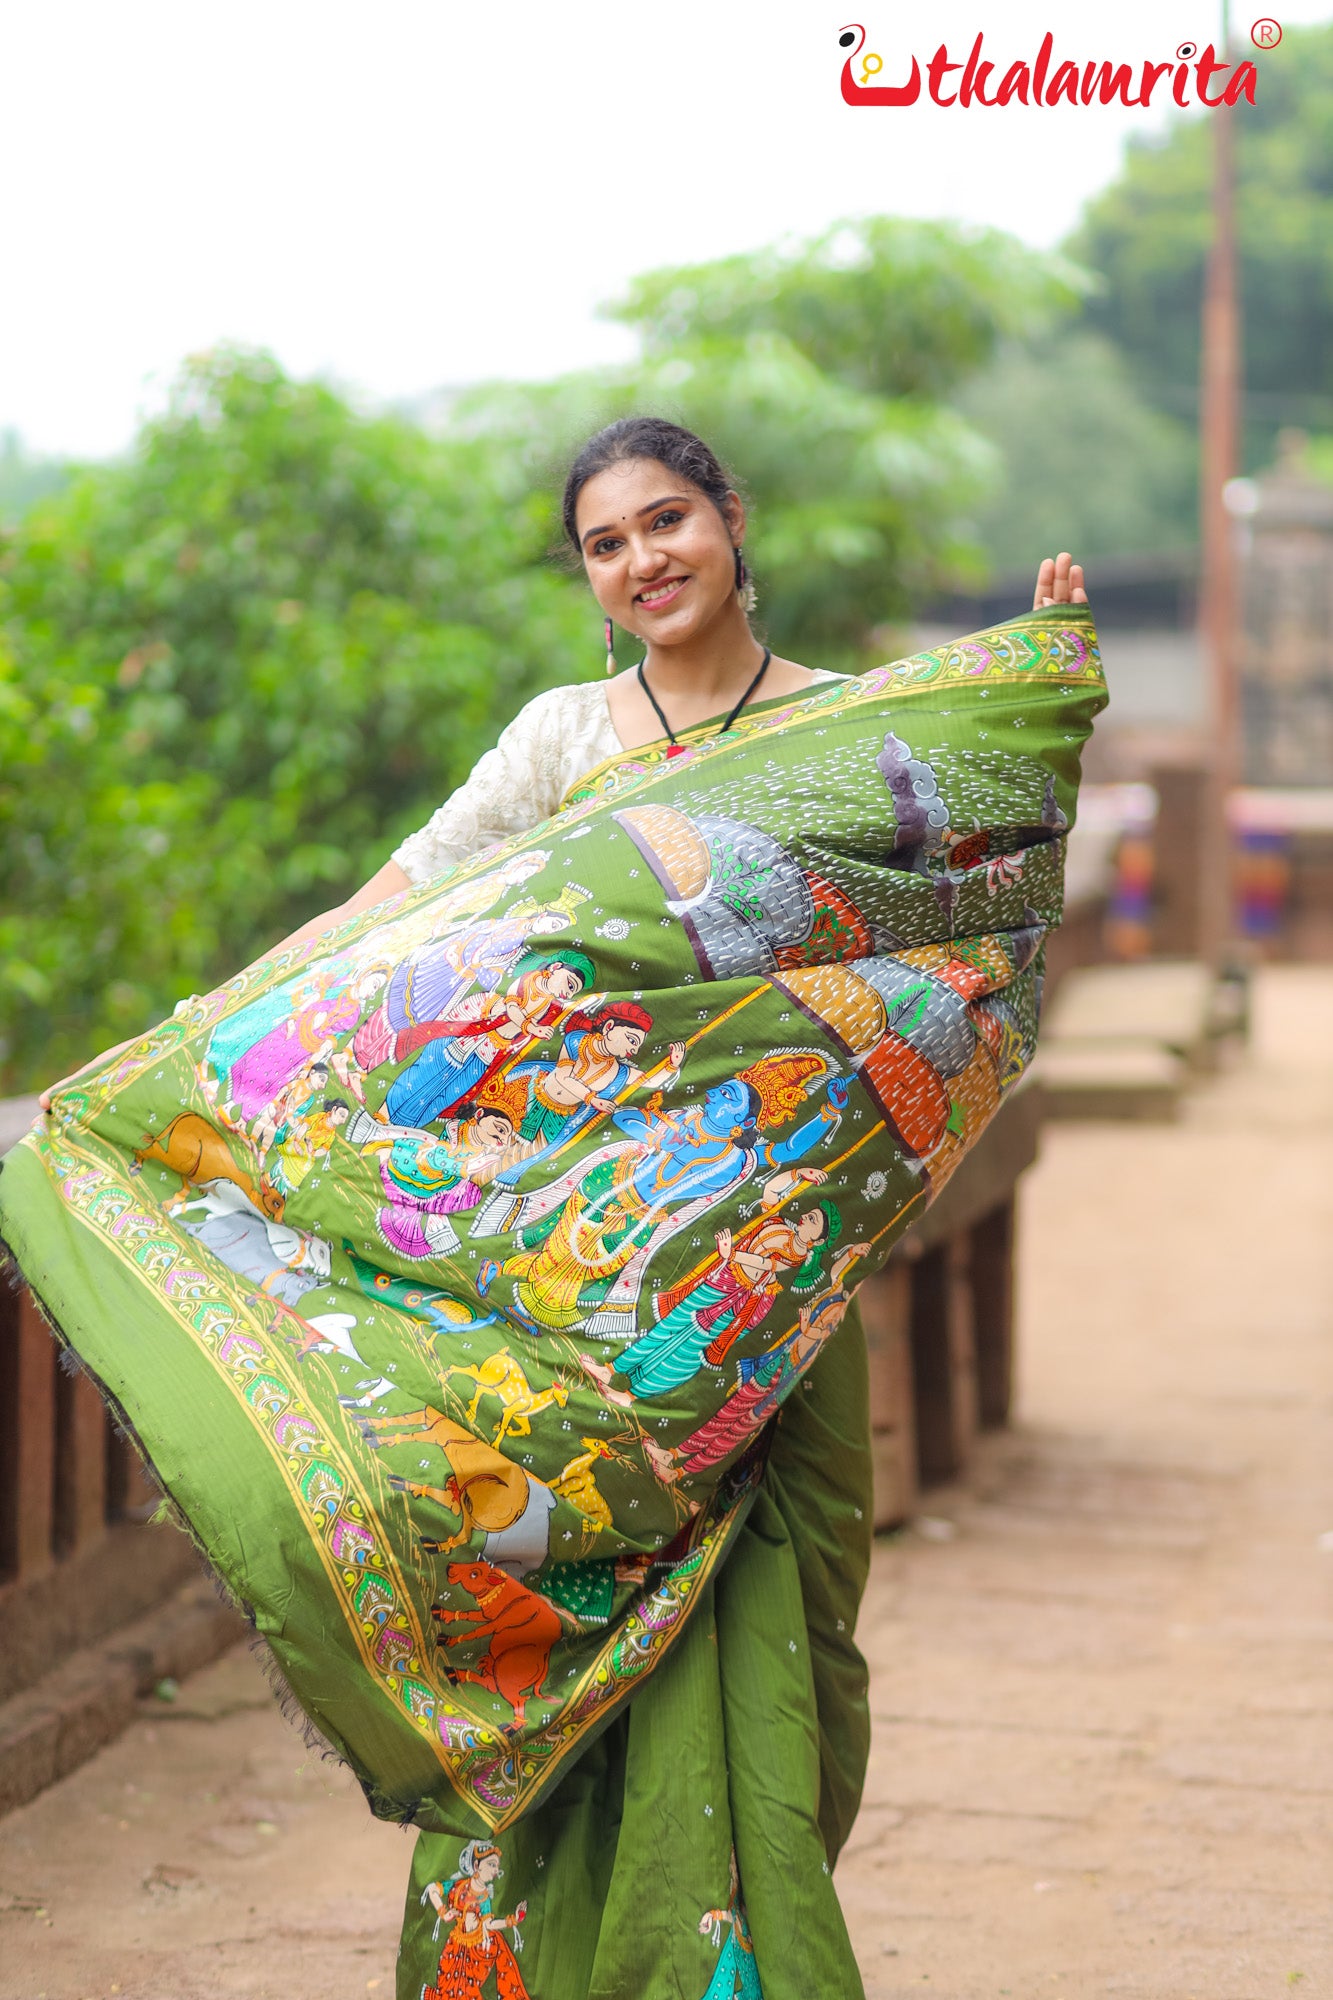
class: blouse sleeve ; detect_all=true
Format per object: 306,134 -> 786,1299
391,687 -> 581,886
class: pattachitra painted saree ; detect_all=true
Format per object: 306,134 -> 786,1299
0,605 -> 1106,1999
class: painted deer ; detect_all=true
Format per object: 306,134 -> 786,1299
440,1347 -> 570,1443
136,1114 -> 284,1221
552,1436 -> 621,1532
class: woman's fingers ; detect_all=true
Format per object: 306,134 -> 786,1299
1034,552 -> 1089,607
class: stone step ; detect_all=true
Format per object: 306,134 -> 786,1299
1033,1037 -> 1185,1122
1043,959 -> 1218,1065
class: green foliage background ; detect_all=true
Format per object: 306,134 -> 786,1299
7,21 -> 1333,1092
0,431 -> 69,525
2,220 -> 1077,1093
1,357 -> 591,1088
1067,22 -> 1333,451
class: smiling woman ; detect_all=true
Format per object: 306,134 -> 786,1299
571,415 -> 837,747
11,413 -> 1102,2000
370,420 -> 857,898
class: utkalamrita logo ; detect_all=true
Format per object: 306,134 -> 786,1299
837,21 -> 1266,107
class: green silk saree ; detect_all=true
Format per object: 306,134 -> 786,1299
0,606 -> 1106,1999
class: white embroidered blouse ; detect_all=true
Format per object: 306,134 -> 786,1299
392,672 -> 844,885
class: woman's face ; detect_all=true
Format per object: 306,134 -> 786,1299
544,966 -> 584,1004
574,457 -> 743,648
795,1206 -> 828,1247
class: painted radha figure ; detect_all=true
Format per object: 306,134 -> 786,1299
381,949 -> 597,1130
351,1078 -> 542,1261
512,1000 -> 686,1149
485,1054 -> 844,1337
421,1840 -> 531,2000
621,1197 -> 844,1400
646,1240 -> 872,1484
352,885 -> 589,1075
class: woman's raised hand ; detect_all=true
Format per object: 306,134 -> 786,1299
1033,552 -> 1088,608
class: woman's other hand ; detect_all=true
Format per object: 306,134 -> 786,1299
1033,552 -> 1088,608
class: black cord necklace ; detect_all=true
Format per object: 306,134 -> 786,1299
637,647 -> 772,759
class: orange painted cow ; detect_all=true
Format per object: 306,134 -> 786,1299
432,1559 -> 561,1732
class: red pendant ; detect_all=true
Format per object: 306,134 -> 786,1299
665,744 -> 688,759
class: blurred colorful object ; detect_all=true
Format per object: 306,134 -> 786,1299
1105,789 -> 1157,960
1232,825 -> 1290,938
1228,788 -> 1333,945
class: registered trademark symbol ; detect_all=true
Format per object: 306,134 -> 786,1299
1251,16 -> 1282,46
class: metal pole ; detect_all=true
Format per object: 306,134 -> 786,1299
1194,0 -> 1241,951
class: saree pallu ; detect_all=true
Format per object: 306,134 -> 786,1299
0,606 -> 1106,1999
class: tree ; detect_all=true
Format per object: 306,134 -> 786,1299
950,330 -> 1196,570
1,349 -> 589,1092
1066,21 -> 1333,463
455,334 -> 995,666
611,216 -> 1087,401
458,217 -> 1085,660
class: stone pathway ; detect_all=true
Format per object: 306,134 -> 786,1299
0,1646 -> 405,1998
2,969 -> 1330,2000
841,966 -> 1333,1998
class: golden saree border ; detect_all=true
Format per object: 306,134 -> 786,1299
558,607 -> 1104,811
15,1119 -> 763,1832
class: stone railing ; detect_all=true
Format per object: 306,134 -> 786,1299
862,1077 -> 1041,1526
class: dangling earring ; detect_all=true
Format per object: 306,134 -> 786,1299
734,546 -> 757,614
604,615 -> 616,676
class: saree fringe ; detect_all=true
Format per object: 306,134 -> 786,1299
3,1211 -> 416,1815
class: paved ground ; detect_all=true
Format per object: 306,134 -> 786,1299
842,966 -> 1333,1999
2,968 -> 1330,2000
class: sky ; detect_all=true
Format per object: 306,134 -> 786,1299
2,0 -> 1328,458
